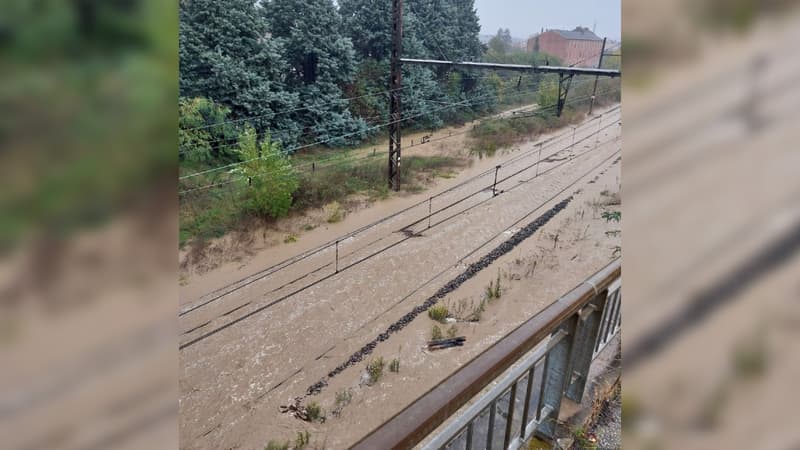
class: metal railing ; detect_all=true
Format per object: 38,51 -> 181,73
352,259 -> 621,450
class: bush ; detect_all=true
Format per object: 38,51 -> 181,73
431,324 -> 443,341
265,441 -> 289,450
428,305 -> 449,323
233,125 -> 299,219
389,358 -> 400,373
333,389 -> 353,417
325,201 -> 345,223
306,401 -> 324,423
367,357 -> 385,384
179,97 -> 239,163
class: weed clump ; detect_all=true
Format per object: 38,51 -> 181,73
265,440 -> 289,450
295,431 -> 310,449
306,401 -> 324,423
431,324 -> 444,341
486,269 -> 502,300
325,201 -> 345,223
389,358 -> 400,373
601,210 -> 621,222
367,357 -> 385,384
332,389 -> 353,417
446,325 -> 459,339
428,304 -> 449,323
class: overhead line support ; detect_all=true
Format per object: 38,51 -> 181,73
388,0 -> 403,191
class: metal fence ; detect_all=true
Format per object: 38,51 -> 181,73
352,259 -> 621,450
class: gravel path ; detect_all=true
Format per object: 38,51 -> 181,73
591,387 -> 622,450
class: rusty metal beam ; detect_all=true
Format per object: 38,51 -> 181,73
351,259 -> 621,450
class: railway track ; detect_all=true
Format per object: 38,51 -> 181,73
178,108 -> 621,350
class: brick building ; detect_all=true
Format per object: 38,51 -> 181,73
527,27 -> 604,67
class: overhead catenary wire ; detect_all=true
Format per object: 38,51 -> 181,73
179,108 -> 620,319
178,88 -> 619,197
178,107 -> 620,322
178,79 -> 534,158
178,74 -> 616,188
178,122 -> 622,349
178,81 -> 541,180
178,85 -> 619,196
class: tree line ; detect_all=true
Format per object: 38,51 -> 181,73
179,0 -> 555,166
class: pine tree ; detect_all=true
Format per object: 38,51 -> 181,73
262,0 -> 367,146
179,0 -> 300,144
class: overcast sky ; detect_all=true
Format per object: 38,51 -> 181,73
473,0 -> 621,41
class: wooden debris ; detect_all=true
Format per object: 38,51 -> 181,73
428,336 -> 466,351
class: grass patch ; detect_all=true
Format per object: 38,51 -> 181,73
573,426 -> 598,450
389,358 -> 400,373
428,304 -> 449,323
306,401 -> 324,423
486,269 -> 502,300
325,201 -> 345,223
448,297 -> 486,322
446,324 -> 458,338
181,154 -> 468,248
431,324 -> 444,341
602,211 -> 621,222
265,441 -> 289,450
284,233 -> 298,243
295,431 -> 311,449
367,357 -> 385,385
332,389 -> 353,417
469,109 -> 583,158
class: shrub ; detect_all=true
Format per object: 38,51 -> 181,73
486,272 -> 502,300
325,201 -> 345,223
494,269 -> 502,298
367,357 -> 385,384
295,431 -> 310,449
447,325 -> 458,338
264,441 -> 289,450
486,280 -> 495,300
335,389 -> 352,407
428,305 -> 449,323
284,233 -> 298,243
601,211 -> 621,222
306,401 -> 324,423
389,358 -> 400,373
233,125 -> 298,219
431,325 -> 443,341
332,389 -> 353,417
179,97 -> 239,163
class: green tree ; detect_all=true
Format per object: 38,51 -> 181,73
179,97 -> 239,163
537,77 -> 560,114
233,125 -> 298,218
179,0 -> 300,143
488,28 -> 512,55
262,0 -> 367,146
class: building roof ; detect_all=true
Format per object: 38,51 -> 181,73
550,29 -> 603,41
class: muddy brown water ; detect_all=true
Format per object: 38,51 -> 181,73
179,106 -> 621,449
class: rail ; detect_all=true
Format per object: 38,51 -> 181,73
352,259 -> 621,450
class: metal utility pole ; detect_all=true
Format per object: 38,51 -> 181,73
588,37 -> 607,116
556,73 -> 575,118
388,0 -> 403,190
